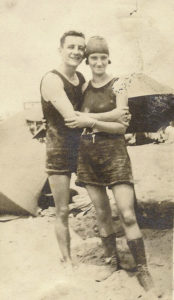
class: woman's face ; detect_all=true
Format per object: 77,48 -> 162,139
88,53 -> 109,75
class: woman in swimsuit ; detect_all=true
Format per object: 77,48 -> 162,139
65,36 -> 153,292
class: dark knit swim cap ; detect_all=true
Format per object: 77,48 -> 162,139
85,36 -> 109,58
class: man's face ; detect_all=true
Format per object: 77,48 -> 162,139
60,36 -> 85,67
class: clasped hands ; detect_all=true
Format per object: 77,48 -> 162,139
65,107 -> 131,129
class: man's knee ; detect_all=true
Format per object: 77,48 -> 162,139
121,210 -> 136,226
56,206 -> 69,222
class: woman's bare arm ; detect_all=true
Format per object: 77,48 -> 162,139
77,79 -> 130,124
65,77 -> 130,133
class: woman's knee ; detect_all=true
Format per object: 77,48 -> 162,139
121,210 -> 137,227
96,207 -> 110,223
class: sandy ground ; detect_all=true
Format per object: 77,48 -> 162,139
0,144 -> 173,300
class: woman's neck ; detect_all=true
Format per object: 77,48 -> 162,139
91,73 -> 113,87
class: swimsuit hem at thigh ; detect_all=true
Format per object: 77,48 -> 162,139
76,179 -> 134,188
46,168 -> 72,176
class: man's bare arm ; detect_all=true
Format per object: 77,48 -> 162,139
65,115 -> 127,134
41,72 -> 76,119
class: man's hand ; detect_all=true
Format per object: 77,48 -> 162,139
74,111 -> 87,117
65,115 -> 95,129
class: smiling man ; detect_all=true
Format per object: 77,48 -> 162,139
40,31 -> 86,266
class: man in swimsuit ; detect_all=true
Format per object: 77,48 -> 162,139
40,31 -> 130,267
41,31 -> 86,266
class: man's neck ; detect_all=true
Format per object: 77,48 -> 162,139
58,63 -> 77,80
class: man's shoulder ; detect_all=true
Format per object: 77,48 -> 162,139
40,70 -> 64,101
41,70 -> 63,88
82,81 -> 89,93
76,71 -> 85,83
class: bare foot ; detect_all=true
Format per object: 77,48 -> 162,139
59,258 -> 76,274
95,264 -> 118,282
138,288 -> 165,300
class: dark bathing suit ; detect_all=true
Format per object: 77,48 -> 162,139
76,78 -> 134,187
41,70 -> 85,175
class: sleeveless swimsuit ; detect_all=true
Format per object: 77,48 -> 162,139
41,70 -> 85,175
76,78 -> 134,187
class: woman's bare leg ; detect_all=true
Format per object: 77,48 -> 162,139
85,185 -> 119,281
111,184 -> 141,240
86,185 -> 114,237
112,183 -> 153,291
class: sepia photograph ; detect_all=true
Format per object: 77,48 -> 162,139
0,1 -> 173,299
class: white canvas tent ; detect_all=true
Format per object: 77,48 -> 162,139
0,111 -> 46,216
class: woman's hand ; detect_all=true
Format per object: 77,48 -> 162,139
119,109 -> 131,127
109,108 -> 131,126
74,109 -> 131,127
65,115 -> 95,129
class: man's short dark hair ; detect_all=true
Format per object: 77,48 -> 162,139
60,31 -> 85,47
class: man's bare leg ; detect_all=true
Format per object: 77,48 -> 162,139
49,174 -> 72,264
